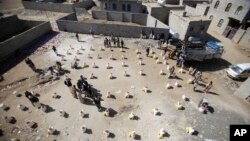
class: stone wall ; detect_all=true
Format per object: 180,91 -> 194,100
92,10 -> 147,25
100,0 -> 143,13
75,7 -> 89,15
22,0 -> 94,13
151,7 -> 169,24
150,6 -> 184,25
0,21 -> 52,60
146,14 -> 169,29
56,13 -> 169,39
0,15 -> 27,42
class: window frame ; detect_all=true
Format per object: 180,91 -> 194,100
217,19 -> 224,27
127,4 -> 131,12
214,1 -> 220,9
235,6 -> 243,15
225,3 -> 232,12
112,3 -> 117,10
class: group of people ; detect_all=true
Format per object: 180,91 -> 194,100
64,75 -> 102,111
190,69 -> 213,93
104,36 -> 124,48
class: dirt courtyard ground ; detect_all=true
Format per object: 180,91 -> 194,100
0,32 -> 250,141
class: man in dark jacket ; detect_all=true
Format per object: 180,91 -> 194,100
93,96 -> 102,112
25,91 -> 39,107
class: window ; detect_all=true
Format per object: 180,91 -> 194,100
209,15 -> 213,20
127,4 -> 131,11
225,3 -> 232,12
122,4 -> 126,11
189,27 -> 194,32
214,1 -> 219,9
200,26 -> 205,31
112,3 -> 117,10
235,6 -> 243,15
104,3 -> 107,9
217,19 -> 224,27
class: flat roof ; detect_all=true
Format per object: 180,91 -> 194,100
143,3 -> 184,8
170,10 -> 210,22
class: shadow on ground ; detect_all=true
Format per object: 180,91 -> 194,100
0,31 -> 59,75
185,58 -> 231,72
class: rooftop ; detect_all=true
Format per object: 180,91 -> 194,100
170,9 -> 210,22
143,2 -> 184,8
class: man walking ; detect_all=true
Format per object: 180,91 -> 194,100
76,33 -> 79,41
25,91 -> 40,107
146,47 -> 150,57
52,46 -> 58,56
193,81 -> 198,92
93,96 -> 102,112
64,77 -> 72,87
204,81 -> 213,93
71,85 -> 78,99
25,58 -> 36,72
121,40 -> 124,48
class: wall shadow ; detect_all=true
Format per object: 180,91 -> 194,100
0,31 -> 59,75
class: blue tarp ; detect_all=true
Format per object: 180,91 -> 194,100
205,40 -> 223,50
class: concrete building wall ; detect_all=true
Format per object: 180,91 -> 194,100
108,11 -> 123,21
92,10 -> 107,20
234,77 -> 250,99
75,7 -> 88,15
169,11 -> 189,40
185,5 -> 196,13
146,14 -> 169,29
238,28 -> 250,49
232,28 -> 246,44
0,21 -> 52,60
132,13 -> 147,25
195,4 -> 209,16
56,13 -> 169,39
187,20 -> 210,39
100,0 -> 143,13
150,6 -> 184,24
206,0 -> 250,35
22,0 -> 94,13
0,15 -> 26,42
91,10 -> 147,25
151,7 -> 169,24
169,10 -> 210,40
123,12 -> 132,22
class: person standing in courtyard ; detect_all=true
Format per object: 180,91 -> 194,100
193,81 -> 198,92
52,46 -> 58,56
25,58 -> 36,72
121,39 -> 124,48
25,91 -> 40,107
108,39 -> 111,48
71,85 -> 78,99
146,47 -> 150,57
93,96 -> 102,112
89,28 -> 94,37
204,81 -> 213,93
76,33 -> 79,41
64,77 -> 72,88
